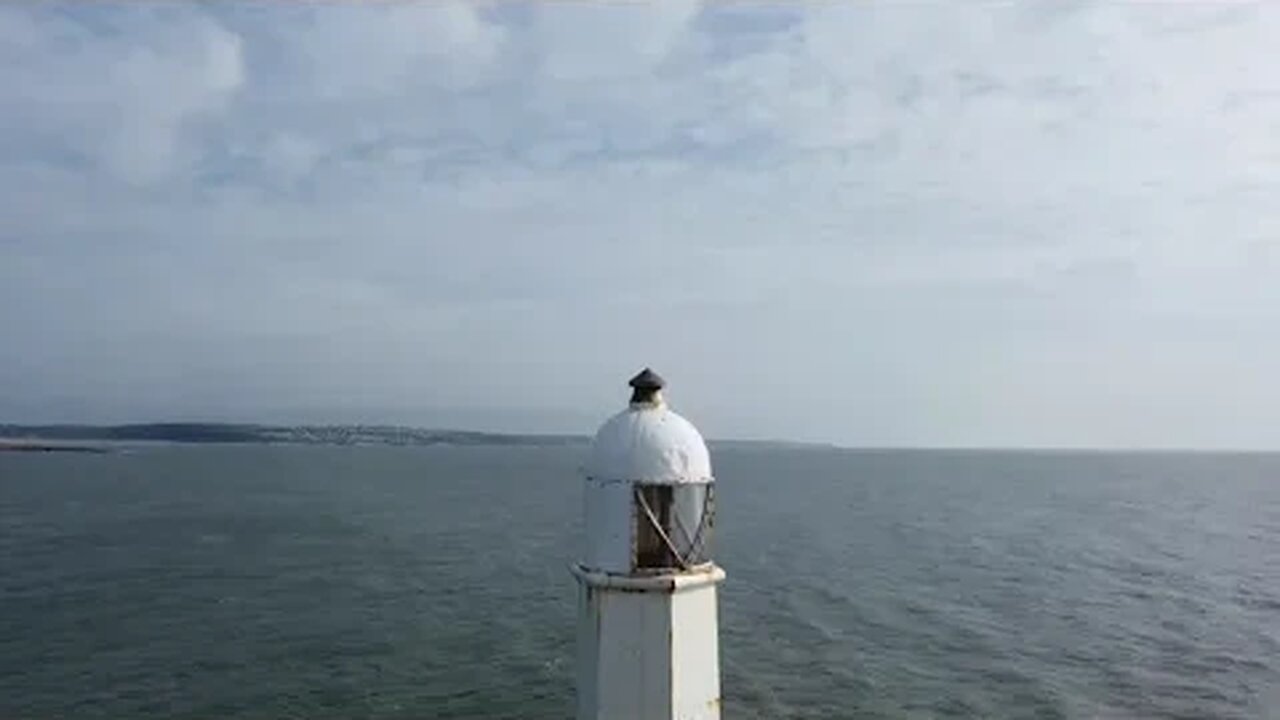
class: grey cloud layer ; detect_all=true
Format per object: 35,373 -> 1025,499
2,3 -> 1278,447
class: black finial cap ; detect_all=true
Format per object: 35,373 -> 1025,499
628,367 -> 665,392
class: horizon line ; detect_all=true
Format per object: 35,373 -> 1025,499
3,421 -> 1280,454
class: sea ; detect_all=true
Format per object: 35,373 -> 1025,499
2,445 -> 1278,719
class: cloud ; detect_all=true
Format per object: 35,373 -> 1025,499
273,1 -> 505,98
533,0 -> 701,80
2,2 -> 1279,446
0,7 -> 243,184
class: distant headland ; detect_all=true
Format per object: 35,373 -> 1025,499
0,422 -> 829,451
0,438 -> 111,453
0,423 -> 589,449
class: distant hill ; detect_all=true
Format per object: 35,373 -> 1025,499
0,423 -> 589,447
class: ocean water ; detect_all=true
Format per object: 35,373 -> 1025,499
2,445 -> 1278,719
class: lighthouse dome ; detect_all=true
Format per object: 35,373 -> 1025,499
581,369 -> 716,575
587,404 -> 712,485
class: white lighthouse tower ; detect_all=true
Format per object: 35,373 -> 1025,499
572,368 -> 725,720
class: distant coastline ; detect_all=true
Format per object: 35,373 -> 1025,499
0,423 -> 589,448
0,439 -> 110,454
0,422 -> 833,451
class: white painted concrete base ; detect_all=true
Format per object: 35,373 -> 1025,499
573,565 -> 725,720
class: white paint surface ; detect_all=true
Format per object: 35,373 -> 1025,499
575,569 -> 723,720
587,403 -> 712,485
582,477 -> 634,573
670,584 -> 723,720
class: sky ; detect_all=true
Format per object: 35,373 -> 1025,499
2,2 -> 1279,448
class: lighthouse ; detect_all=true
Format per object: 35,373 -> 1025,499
572,368 -> 725,720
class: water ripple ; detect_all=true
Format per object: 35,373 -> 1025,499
2,446 -> 1278,718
